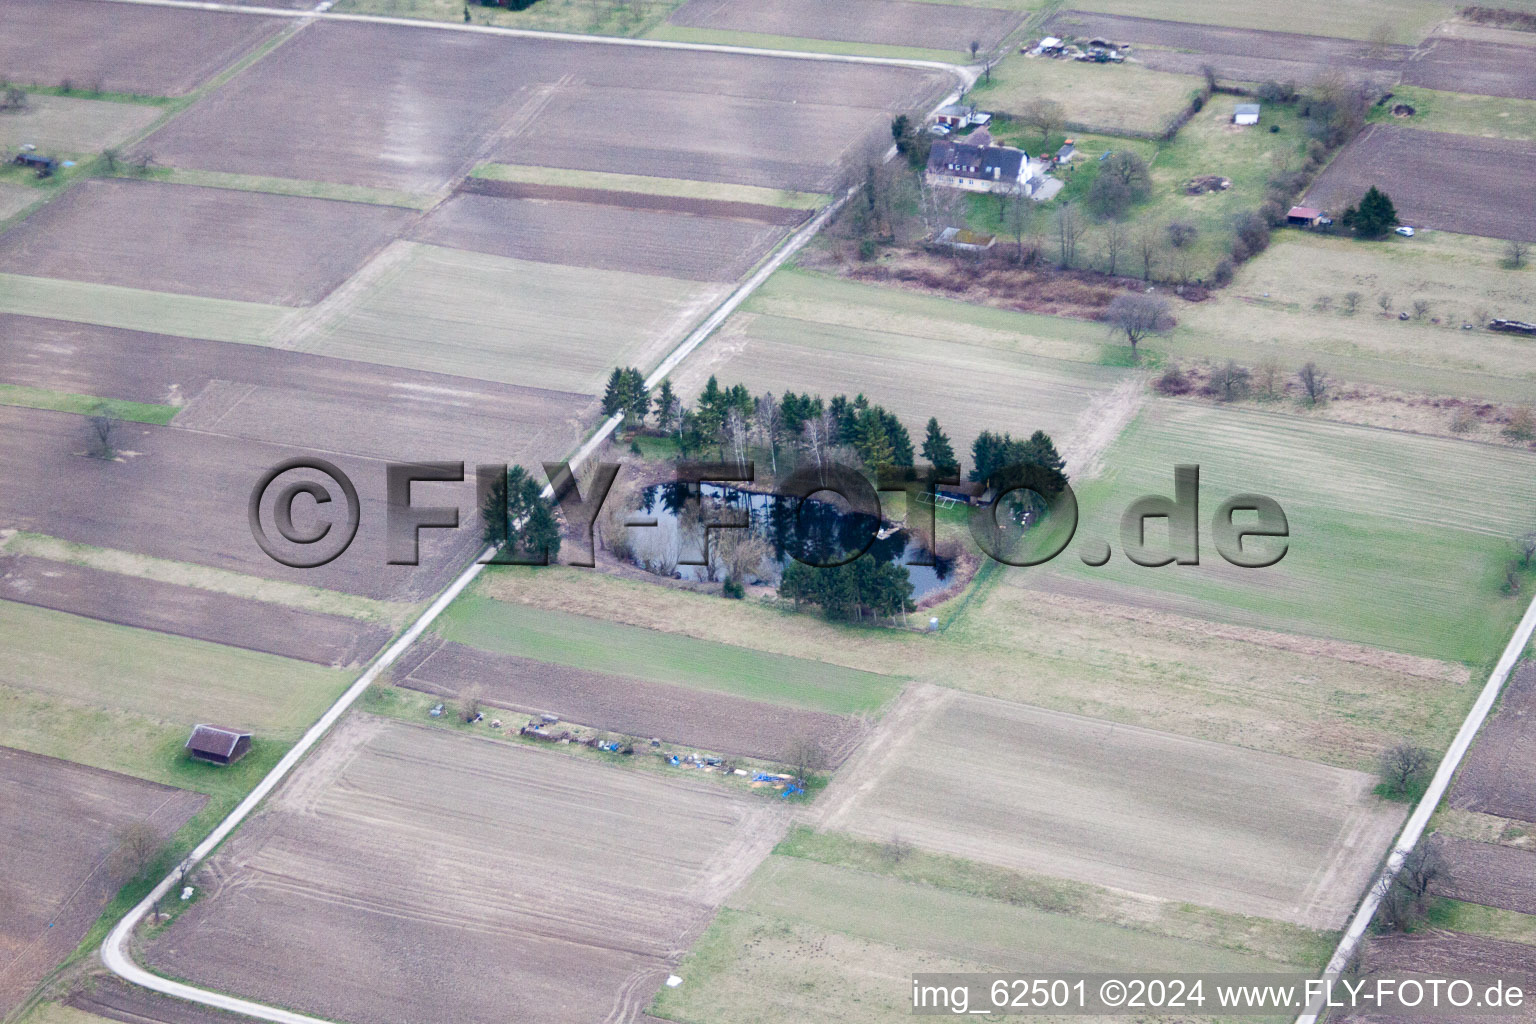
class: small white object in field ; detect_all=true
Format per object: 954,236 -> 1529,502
666,976 -> 683,988
180,887 -> 194,900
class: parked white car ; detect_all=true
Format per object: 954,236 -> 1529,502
928,123 -> 951,136
1396,226 -> 1415,237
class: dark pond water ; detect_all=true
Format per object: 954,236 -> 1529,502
627,482 -> 956,599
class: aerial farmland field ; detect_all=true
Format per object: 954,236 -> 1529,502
666,0 -> 1025,54
1043,10 -> 1411,85
656,850 -> 1326,1024
4,0 -> 1535,1019
1049,399 -> 1536,664
1056,0 -> 1456,44
0,0 -> 284,96
670,269 -> 1130,451
135,20 -> 951,193
1173,231 -> 1536,399
0,748 -> 205,1017
0,179 -> 414,305
298,242 -> 728,392
410,190 -> 790,282
821,688 -> 1401,926
392,635 -> 871,764
972,55 -> 1202,136
0,94 -> 161,155
146,715 -> 786,1024
1305,125 -> 1536,243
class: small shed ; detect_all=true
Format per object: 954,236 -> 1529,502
1233,103 -> 1261,126
186,725 -> 253,765
934,103 -> 974,128
1287,205 -> 1323,227
1054,140 -> 1076,164
936,227 -> 997,251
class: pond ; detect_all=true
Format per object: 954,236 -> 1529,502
625,482 -> 957,601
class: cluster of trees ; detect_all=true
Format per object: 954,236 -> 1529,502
600,366 -> 650,426
780,555 -> 914,623
479,465 -> 562,563
1155,357 -> 1331,406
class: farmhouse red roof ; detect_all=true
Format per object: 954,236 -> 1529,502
1288,206 -> 1322,219
186,724 -> 251,758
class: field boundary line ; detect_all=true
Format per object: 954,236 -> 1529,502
98,159 -> 867,1024
1295,591 -> 1536,1024
87,0 -> 979,83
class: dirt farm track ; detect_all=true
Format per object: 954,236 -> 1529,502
148,716 -> 786,1024
0,747 -> 205,1017
1305,125 -> 1536,243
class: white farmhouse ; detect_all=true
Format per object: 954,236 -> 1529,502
925,139 -> 1030,194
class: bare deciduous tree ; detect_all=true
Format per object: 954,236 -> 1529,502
1099,220 -> 1128,277
1398,842 -> 1449,899
1053,203 -> 1084,269
1517,531 -> 1536,570
724,407 -> 750,470
1342,290 -> 1362,314
1296,362 -> 1329,406
880,834 -> 914,865
1210,360 -> 1251,402
1252,357 -> 1283,400
1377,292 -> 1393,315
783,736 -> 828,788
460,684 -> 484,723
88,402 -> 120,460
1411,298 -> 1431,320
1379,741 -> 1431,796
1133,222 -> 1161,281
1104,292 -> 1172,359
1007,186 -> 1032,263
109,821 -> 163,884
1018,97 -> 1066,147
1505,239 -> 1530,269
755,392 -> 783,477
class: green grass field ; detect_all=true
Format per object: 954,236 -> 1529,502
1068,0 -> 1459,43
654,851 -> 1316,1024
0,272 -> 293,345
972,56 -> 1203,137
301,242 -> 724,393
1425,898 -> 1536,946
0,93 -> 161,154
1166,231 -> 1536,400
670,268 -> 1129,448
0,601 -> 351,735
1369,87 -> 1536,142
1047,399 -> 1536,665
0,384 -> 178,423
436,591 -> 903,714
471,162 -> 828,209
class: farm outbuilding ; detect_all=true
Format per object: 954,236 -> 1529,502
1287,205 -> 1323,226
1233,103 -> 1261,125
186,725 -> 253,765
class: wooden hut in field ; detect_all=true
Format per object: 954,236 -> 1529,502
185,725 -> 252,765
